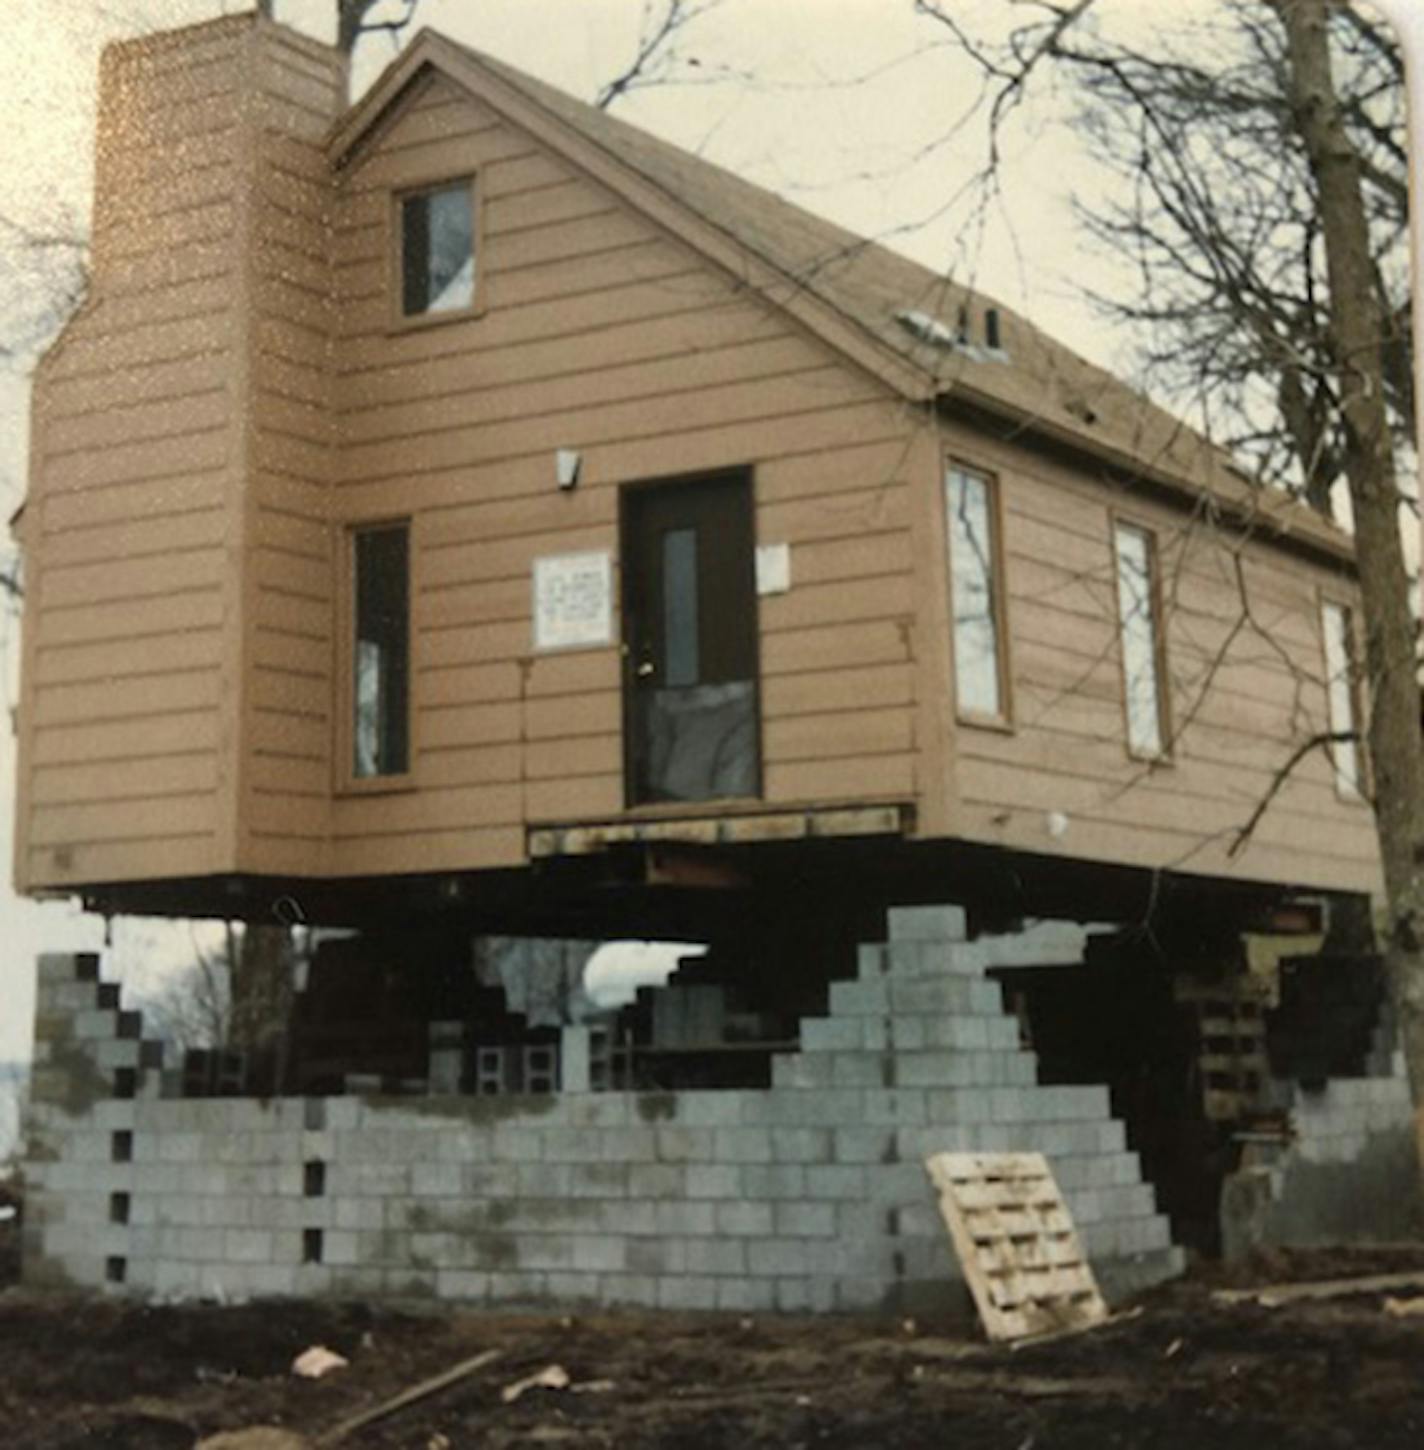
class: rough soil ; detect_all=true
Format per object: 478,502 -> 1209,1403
3,1238 -> 1424,1449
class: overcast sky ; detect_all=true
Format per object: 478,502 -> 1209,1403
1,0 -> 1420,1072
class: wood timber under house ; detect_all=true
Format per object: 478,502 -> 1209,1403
12,12 -> 1379,943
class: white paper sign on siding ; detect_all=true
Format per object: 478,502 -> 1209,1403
532,551 -> 614,651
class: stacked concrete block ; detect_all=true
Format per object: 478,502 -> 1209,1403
765,906 -> 1181,1309
24,953 -> 165,1291
24,916 -> 1182,1315
1222,1043 -> 1419,1255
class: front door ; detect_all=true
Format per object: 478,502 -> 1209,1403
622,471 -> 761,805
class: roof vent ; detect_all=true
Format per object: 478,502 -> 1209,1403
895,309 -> 959,349
895,307 -> 1008,364
984,307 -> 1001,351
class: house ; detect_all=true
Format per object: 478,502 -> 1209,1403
13,13 -> 1416,1312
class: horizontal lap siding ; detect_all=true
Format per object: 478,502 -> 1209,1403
327,79 -> 918,875
17,22 -> 260,891
240,31 -> 343,877
939,419 -> 1377,892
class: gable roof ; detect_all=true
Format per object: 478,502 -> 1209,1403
330,27 -> 1352,565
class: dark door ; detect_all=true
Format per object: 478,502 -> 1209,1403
622,472 -> 761,805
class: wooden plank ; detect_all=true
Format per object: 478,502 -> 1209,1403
925,1151 -> 1109,1343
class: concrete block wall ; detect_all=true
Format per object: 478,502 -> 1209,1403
1222,1043 -> 1420,1256
23,910 -> 1183,1313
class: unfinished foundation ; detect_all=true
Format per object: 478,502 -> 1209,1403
25,909 -> 1185,1315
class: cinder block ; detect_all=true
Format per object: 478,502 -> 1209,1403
887,905 -> 968,943
37,952 -> 99,984
563,1095 -> 632,1129
411,1163 -> 462,1197
886,978 -> 984,1014
629,1164 -> 684,1199
716,1276 -> 776,1311
685,1239 -> 748,1276
491,1127 -> 545,1163
544,1272 -> 601,1302
762,1087 -> 863,1127
828,981 -> 891,1017
674,1092 -> 748,1128
770,1128 -> 832,1164
655,1127 -> 716,1162
599,1273 -> 659,1307
627,1239 -> 686,1275
741,1165 -> 806,1200
714,1127 -> 774,1163
655,1201 -> 716,1236
831,1054 -> 886,1089
464,1163 -> 520,1197
224,1229 -> 274,1264
437,1269 -> 491,1301
657,1275 -> 717,1311
807,1164 -> 868,1199
518,1162 -> 572,1198
771,1054 -> 835,1090
801,1018 -> 866,1053
572,1236 -> 626,1273
774,1202 -> 835,1238
748,1239 -> 810,1276
717,1201 -> 774,1236
73,1010 -> 119,1041
569,1162 -> 629,1198
861,1090 -> 927,1127
685,1165 -> 740,1199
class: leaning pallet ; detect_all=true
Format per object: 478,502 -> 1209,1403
924,1151 -> 1109,1342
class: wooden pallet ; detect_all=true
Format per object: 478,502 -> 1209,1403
925,1151 -> 1109,1342
1175,977 -> 1270,1121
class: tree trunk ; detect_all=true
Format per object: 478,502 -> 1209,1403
228,924 -> 294,1061
1280,0 -> 1424,1177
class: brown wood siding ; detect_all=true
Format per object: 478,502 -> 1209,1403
15,20 -> 255,893
937,418 -> 1378,893
322,77 -> 919,875
238,25 -> 343,877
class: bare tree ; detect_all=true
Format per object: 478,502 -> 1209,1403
140,928 -> 234,1056
915,0 -> 1409,514
921,0 -> 1424,1177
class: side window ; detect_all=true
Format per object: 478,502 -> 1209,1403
350,523 -> 411,781
946,462 -> 1009,723
1113,520 -> 1170,759
1321,600 -> 1364,797
399,179 -> 475,317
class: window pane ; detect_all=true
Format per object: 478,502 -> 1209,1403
947,466 -> 1002,717
401,183 -> 474,315
662,526 -> 700,688
353,526 -> 409,778
1115,524 -> 1166,758
1322,602 -> 1362,795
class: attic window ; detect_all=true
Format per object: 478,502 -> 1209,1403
400,180 -> 475,317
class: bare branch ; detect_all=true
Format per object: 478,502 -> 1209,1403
1228,730 -> 1360,859
597,0 -> 728,110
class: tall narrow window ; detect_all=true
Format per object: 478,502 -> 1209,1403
1114,521 -> 1169,759
400,180 -> 475,316
946,463 -> 1006,720
352,523 -> 410,779
1321,600 -> 1363,797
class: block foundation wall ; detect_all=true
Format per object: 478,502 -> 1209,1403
24,909 -> 1187,1314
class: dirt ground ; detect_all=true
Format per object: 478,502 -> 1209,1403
3,1227 -> 1424,1450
